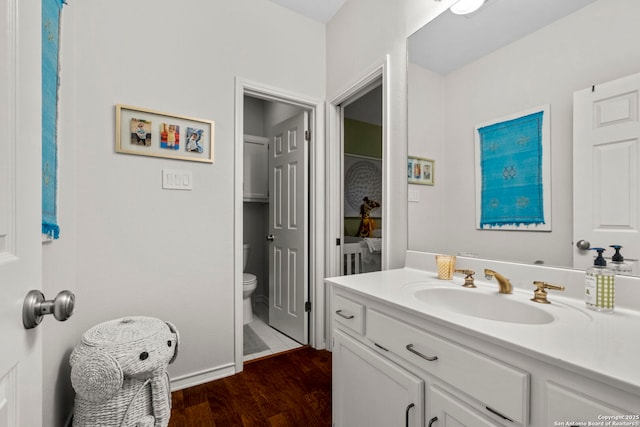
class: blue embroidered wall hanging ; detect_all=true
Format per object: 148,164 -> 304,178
42,0 -> 65,239
477,110 -> 547,229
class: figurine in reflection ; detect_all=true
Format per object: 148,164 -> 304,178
357,197 -> 380,238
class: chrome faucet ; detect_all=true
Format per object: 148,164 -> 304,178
484,269 -> 513,294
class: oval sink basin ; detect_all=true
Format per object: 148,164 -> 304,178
413,287 -> 554,325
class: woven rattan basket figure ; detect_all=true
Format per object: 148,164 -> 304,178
70,316 -> 179,427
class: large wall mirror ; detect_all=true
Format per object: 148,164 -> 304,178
407,0 -> 640,274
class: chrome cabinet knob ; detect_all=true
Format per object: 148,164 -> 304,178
23,289 -> 75,329
266,234 -> 275,241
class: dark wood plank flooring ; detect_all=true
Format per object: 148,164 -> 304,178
168,347 -> 332,427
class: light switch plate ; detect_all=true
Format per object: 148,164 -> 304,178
408,190 -> 420,202
162,168 -> 193,190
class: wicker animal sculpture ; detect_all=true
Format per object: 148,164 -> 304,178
357,197 -> 380,238
70,316 -> 180,427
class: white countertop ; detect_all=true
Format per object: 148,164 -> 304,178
326,266 -> 640,395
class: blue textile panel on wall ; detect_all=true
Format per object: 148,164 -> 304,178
478,111 -> 545,228
42,0 -> 65,239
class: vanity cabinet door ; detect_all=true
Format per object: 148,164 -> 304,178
332,329 -> 424,427
429,385 -> 502,427
243,135 -> 269,202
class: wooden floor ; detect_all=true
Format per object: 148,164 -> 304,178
168,347 -> 332,427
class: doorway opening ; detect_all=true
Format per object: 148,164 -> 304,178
242,95 -> 307,361
326,58 -> 389,282
341,82 -> 383,275
235,79 -> 323,370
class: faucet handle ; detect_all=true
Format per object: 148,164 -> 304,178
531,281 -> 565,304
454,269 -> 476,288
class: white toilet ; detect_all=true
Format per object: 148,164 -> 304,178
242,244 -> 258,324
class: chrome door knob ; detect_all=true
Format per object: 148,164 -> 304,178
266,234 -> 275,241
23,289 -> 75,329
576,240 -> 591,251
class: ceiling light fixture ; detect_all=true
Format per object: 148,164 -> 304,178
449,0 -> 485,15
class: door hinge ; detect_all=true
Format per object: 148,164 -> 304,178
305,301 -> 311,312
336,238 -> 341,246
305,130 -> 311,141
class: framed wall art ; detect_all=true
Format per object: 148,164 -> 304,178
408,156 -> 434,185
474,104 -> 551,231
115,104 -> 214,163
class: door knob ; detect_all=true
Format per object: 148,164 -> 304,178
23,289 -> 75,329
576,240 -> 591,251
266,234 -> 275,241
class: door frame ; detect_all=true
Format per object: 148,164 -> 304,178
234,78 -> 325,371
326,56 -> 390,278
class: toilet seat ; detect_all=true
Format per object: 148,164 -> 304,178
243,273 -> 257,286
242,273 -> 257,325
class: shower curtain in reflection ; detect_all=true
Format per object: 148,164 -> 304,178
478,110 -> 545,229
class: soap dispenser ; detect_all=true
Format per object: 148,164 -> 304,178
609,245 -> 632,275
585,248 -> 615,312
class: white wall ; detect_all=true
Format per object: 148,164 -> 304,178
408,0 -> 640,266
407,62 -> 446,252
43,1 -> 325,425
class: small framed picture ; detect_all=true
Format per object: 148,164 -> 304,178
115,105 -> 214,163
408,156 -> 434,185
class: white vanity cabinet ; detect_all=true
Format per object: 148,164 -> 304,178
330,288 -> 528,427
366,309 -> 528,425
242,134 -> 269,202
329,282 -> 640,427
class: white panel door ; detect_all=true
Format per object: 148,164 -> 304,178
268,112 -> 309,344
574,72 -> 640,273
0,0 -> 43,426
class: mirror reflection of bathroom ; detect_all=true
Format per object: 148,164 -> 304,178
341,81 -> 383,275
242,95 -> 304,361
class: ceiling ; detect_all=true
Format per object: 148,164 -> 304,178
409,0 -> 598,74
266,0 -> 348,23
268,0 -> 598,74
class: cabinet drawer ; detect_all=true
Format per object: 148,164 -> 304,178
333,294 -> 365,335
367,309 -> 529,425
545,381 -> 629,424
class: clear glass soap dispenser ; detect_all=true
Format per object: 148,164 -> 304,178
608,245 -> 632,275
585,248 -> 615,312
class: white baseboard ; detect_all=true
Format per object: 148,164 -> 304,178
170,363 -> 236,391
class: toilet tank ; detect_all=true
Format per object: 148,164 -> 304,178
243,244 -> 250,272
